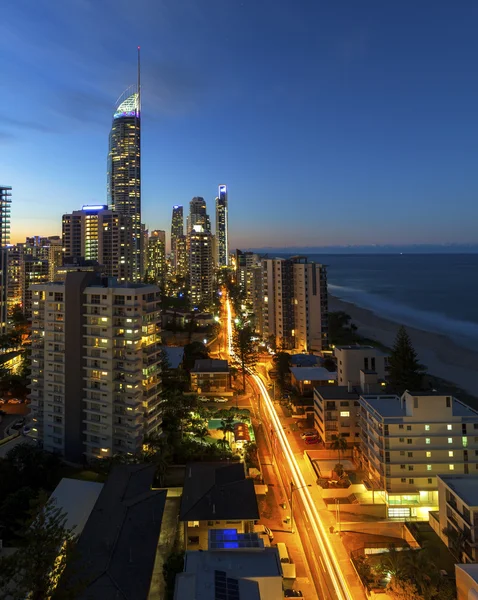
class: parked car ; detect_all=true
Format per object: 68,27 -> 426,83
198,396 -> 209,403
8,398 -> 21,404
300,431 -> 317,439
284,590 -> 303,598
304,437 -> 319,445
214,397 -> 228,403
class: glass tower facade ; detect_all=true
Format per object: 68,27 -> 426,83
0,186 -> 11,333
170,205 -> 183,274
107,87 -> 141,281
216,184 -> 228,267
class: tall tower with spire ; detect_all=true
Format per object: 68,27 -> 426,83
107,48 -> 142,281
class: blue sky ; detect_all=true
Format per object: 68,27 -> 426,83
1,0 -> 478,248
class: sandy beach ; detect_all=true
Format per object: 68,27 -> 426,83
329,294 -> 478,397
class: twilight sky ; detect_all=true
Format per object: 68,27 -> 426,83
1,0 -> 478,248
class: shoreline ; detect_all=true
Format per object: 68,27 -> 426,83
328,294 -> 478,398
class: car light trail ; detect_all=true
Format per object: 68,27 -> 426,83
226,298 -> 354,600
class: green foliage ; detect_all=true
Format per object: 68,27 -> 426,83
330,433 -> 348,464
388,326 -> 426,393
232,324 -> 257,391
0,494 -> 78,600
163,551 -> 185,600
442,525 -> 468,562
328,311 -> 358,345
353,555 -> 377,589
244,442 -> 259,469
273,352 -> 291,394
387,576 -> 424,600
334,463 -> 344,478
218,415 -> 235,441
183,341 -> 209,372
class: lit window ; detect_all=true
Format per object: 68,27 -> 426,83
425,425 -> 430,431
447,424 -> 452,431
449,451 -> 454,457
463,437 -> 468,447
426,451 -> 431,458
425,438 -> 431,444
340,411 -> 350,417
448,438 -> 453,444
449,464 -> 455,471
427,465 -> 432,471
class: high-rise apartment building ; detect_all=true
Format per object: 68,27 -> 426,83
261,256 -> 328,352
107,54 -> 142,280
236,250 -> 262,331
29,272 -> 162,462
215,184 -> 228,267
171,205 -> 184,275
187,197 -> 211,234
188,225 -> 213,307
0,186 -> 12,333
175,235 -> 188,279
22,256 -> 50,319
146,230 -> 166,288
62,206 -> 134,281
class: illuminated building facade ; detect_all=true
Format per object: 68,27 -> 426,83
187,197 -> 211,234
0,186 -> 11,333
170,205 -> 184,275
146,230 -> 166,287
107,57 -> 141,281
175,235 -> 188,279
29,272 -> 162,462
188,225 -> 213,307
62,206 -> 134,281
215,184 -> 228,267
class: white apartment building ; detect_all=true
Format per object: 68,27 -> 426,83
188,225 -> 213,307
430,475 -> 478,563
335,345 -> 389,387
358,391 -> 478,520
261,256 -> 328,352
29,271 -> 162,462
313,386 -> 361,446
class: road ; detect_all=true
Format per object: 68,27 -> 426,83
224,297 -> 365,600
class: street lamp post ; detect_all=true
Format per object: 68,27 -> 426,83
290,481 -> 311,534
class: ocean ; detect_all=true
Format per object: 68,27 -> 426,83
279,253 -> 478,350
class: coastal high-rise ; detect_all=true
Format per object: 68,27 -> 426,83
261,256 -> 328,352
170,205 -> 183,275
146,230 -> 166,287
0,186 -> 12,332
188,225 -> 213,307
215,184 -> 228,267
187,197 -> 210,234
29,272 -> 162,461
107,50 -> 142,281
62,205 -> 134,281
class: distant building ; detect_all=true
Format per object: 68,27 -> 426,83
0,186 -> 12,332
22,256 -> 49,319
146,230 -> 166,287
215,184 -> 228,267
175,547 -> 283,600
357,390 -> 478,519
335,345 -> 389,387
171,205 -> 184,275
188,225 -> 213,307
29,272 -> 162,461
175,234 -> 188,279
191,359 -> 230,393
180,462 -> 260,550
262,256 -> 328,352
60,465 -> 167,600
187,197 -> 211,234
430,475 -> 478,563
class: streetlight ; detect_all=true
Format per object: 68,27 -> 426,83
290,481 -> 311,534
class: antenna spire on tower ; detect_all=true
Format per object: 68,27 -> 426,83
137,46 -> 141,115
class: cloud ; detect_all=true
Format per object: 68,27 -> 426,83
1,117 -> 54,133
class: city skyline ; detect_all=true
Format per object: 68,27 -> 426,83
2,1 -> 478,247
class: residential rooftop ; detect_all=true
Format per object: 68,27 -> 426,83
314,385 -> 360,400
335,345 -> 386,353
360,392 -> 478,420
161,345 -> 185,369
191,359 -> 229,373
290,353 -> 320,367
290,366 -> 336,382
438,475 -> 478,508
49,478 -> 103,537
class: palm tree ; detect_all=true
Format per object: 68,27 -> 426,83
402,549 -> 438,600
192,425 -> 209,443
218,416 -> 235,443
330,433 -> 348,466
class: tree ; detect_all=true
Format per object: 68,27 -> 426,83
183,341 -> 209,372
330,433 -> 348,465
328,311 -> 358,345
387,576 -> 424,600
232,324 -> 257,391
218,415 -> 235,442
353,555 -> 376,589
162,550 -> 185,600
388,326 -> 426,394
273,351 -> 291,396
0,494 -> 78,600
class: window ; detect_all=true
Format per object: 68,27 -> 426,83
426,438 -> 431,444
449,464 -> 455,471
399,424 -> 404,429
408,452 -> 413,457
426,451 -> 431,458
407,439 -> 412,444
428,478 -> 432,484
340,411 -> 350,417
409,465 -> 414,471
400,465 -> 406,469
400,451 -> 405,456
414,397 -> 418,408
449,451 -> 454,457
399,438 -> 405,443
409,479 -> 414,484
448,438 -> 453,444
425,425 -> 430,431
340,401 -> 349,407
407,425 -> 412,431
401,478 -> 406,483
446,397 -> 451,407
447,424 -> 452,430
427,465 -> 432,471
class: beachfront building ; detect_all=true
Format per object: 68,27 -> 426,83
429,475 -> 478,563
455,564 -> 478,600
334,345 -> 389,387
261,256 -> 328,352
313,386 -> 361,447
357,391 -> 478,519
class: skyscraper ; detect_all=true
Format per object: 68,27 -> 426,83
187,197 -> 211,234
170,205 -> 183,274
0,186 -> 12,332
107,49 -> 141,281
146,230 -> 166,287
216,184 -> 228,267
188,225 -> 213,307
62,206 -> 134,281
